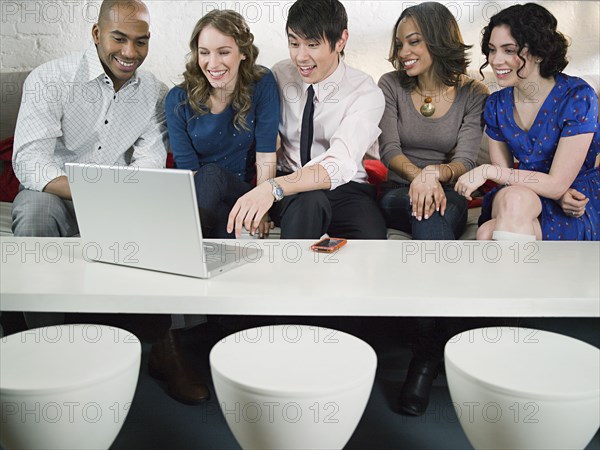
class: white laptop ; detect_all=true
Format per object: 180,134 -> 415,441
66,163 -> 261,278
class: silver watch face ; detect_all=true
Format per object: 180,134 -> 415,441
273,185 -> 284,201
269,179 -> 284,201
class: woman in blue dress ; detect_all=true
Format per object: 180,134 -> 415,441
166,10 -> 280,238
455,3 -> 599,241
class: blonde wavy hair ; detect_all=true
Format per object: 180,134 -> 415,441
180,10 -> 265,131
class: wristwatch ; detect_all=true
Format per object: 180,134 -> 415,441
267,178 -> 284,202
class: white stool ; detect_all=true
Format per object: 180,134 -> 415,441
0,324 -> 141,450
445,327 -> 600,450
210,325 -> 377,450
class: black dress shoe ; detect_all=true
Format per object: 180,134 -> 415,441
398,358 -> 441,416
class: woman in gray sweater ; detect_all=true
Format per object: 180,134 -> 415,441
377,2 -> 488,416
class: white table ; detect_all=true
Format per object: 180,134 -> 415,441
1,237 -> 598,317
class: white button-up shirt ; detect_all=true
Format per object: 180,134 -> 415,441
13,45 -> 168,191
272,59 -> 384,190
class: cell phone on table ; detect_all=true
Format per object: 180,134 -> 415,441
310,238 -> 347,253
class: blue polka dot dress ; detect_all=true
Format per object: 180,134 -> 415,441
481,73 -> 599,240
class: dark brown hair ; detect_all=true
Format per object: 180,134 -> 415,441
388,2 -> 471,90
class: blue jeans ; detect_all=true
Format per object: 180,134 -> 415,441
194,164 -> 252,238
381,183 -> 470,363
380,184 -> 468,240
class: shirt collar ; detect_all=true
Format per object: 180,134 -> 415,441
80,44 -> 140,88
303,58 -> 346,102
83,44 -> 105,82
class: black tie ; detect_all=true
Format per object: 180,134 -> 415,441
300,85 -> 315,166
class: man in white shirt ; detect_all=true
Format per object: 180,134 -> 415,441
12,0 -> 167,236
11,0 -> 210,406
228,0 -> 387,239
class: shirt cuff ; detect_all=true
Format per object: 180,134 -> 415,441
314,159 -> 357,190
17,162 -> 66,192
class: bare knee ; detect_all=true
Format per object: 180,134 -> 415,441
493,187 -> 540,221
477,220 -> 495,240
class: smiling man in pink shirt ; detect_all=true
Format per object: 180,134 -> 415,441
228,0 -> 387,240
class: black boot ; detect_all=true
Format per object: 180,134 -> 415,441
399,357 -> 441,416
148,329 -> 211,405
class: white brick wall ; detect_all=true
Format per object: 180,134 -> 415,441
1,1 -> 599,89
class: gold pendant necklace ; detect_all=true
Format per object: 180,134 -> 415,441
420,96 -> 435,117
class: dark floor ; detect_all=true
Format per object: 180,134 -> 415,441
1,315 -> 599,450
113,316 -> 600,450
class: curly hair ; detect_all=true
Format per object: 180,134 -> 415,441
180,10 -> 265,131
387,2 -> 471,90
480,3 -> 569,79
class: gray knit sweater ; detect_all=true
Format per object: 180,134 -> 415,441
378,71 -> 489,184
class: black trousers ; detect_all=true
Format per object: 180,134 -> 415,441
271,178 -> 387,239
412,317 -> 520,362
